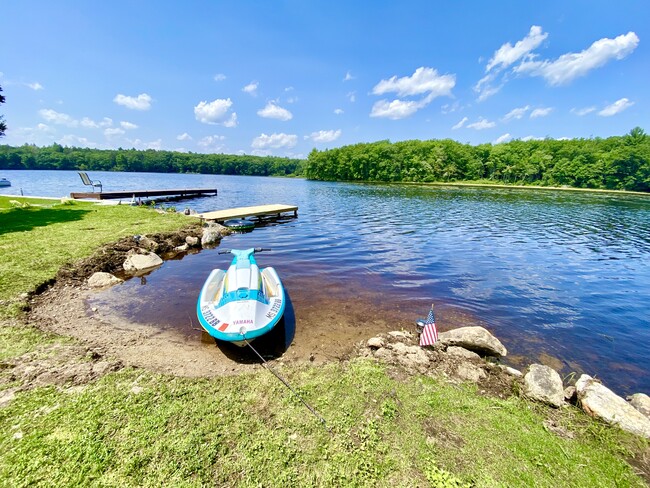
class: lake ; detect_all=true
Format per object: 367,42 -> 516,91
2,169 -> 649,395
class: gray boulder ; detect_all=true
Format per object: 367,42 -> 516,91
201,225 -> 225,247
523,364 -> 565,407
576,375 -> 650,439
438,326 -> 507,357
123,252 -> 163,272
628,393 -> 650,419
185,236 -> 200,247
87,272 -> 122,288
367,337 -> 385,349
137,236 -> 159,252
446,346 -> 481,361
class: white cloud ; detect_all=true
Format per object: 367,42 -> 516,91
104,127 -> 125,137
39,109 -> 77,127
257,101 -> 293,121
194,98 -> 237,126
571,106 -> 596,116
251,132 -> 298,149
27,82 -> 44,91
305,129 -> 341,143
242,81 -> 258,96
334,108 -> 344,115
476,84 -> 503,102
222,112 -> 238,128
347,91 -> 356,102
515,31 -> 639,86
598,97 -> 634,117
486,25 -> 548,72
120,121 -> 138,130
372,67 -> 455,98
129,138 -> 163,150
343,71 -> 355,81
214,73 -> 226,81
177,132 -> 192,141
59,134 -> 97,148
530,107 -> 553,118
474,26 -> 547,101
467,118 -> 496,130
113,93 -> 153,110
502,105 -> 530,121
370,99 -> 425,120
494,133 -> 512,144
452,116 -> 468,130
521,135 -> 543,141
370,67 -> 455,120
80,117 -> 112,129
198,135 -> 226,152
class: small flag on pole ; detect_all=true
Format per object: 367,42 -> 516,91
419,305 -> 438,347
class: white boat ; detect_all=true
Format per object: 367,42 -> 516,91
197,248 -> 285,345
0,178 -> 11,187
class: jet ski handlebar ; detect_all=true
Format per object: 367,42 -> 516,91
218,247 -> 271,254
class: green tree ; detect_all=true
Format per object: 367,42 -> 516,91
0,85 -> 6,138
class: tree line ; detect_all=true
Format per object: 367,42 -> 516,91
305,128 -> 650,192
0,144 -> 305,177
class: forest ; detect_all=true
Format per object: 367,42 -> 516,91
305,128 -> 650,192
2,128 -> 649,192
0,144 -> 304,177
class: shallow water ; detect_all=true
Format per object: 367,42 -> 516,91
3,170 -> 650,394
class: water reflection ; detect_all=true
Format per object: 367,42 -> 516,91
8,170 -> 648,394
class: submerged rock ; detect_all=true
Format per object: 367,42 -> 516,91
123,252 -> 163,272
87,272 -> 123,288
576,375 -> 650,439
523,364 -> 565,408
438,326 -> 507,357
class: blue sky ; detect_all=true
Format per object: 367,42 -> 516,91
1,1 -> 647,158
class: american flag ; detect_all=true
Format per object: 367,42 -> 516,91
419,306 -> 438,347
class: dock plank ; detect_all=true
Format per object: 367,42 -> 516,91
70,188 -> 217,200
196,204 -> 298,221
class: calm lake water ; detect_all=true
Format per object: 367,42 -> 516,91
3,169 -> 650,394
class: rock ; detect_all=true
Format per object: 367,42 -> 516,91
438,326 -> 507,357
576,375 -> 650,438
123,252 -> 163,272
388,331 -> 413,339
454,363 -> 487,382
446,346 -> 481,361
501,365 -> 523,377
0,387 -> 19,408
564,386 -> 577,403
391,342 -> 429,370
138,236 -> 159,252
201,229 -> 222,247
628,393 -> 650,419
523,364 -> 565,407
367,337 -> 385,349
373,347 -> 393,362
174,243 -> 189,252
87,272 -> 122,288
185,236 -> 199,246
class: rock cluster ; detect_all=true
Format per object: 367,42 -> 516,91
361,325 -> 650,439
81,222 -> 230,288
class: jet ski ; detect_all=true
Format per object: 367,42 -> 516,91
197,248 -> 285,345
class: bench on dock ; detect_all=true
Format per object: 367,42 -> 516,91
78,172 -> 102,193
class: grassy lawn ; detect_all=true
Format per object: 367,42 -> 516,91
0,196 -> 647,487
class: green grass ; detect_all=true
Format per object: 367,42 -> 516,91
1,362 -> 646,487
0,196 -> 189,302
0,195 -> 647,487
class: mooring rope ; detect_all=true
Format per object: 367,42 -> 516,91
243,336 -> 331,432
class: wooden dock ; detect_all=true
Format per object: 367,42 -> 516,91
70,188 -> 217,200
195,204 -> 298,222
